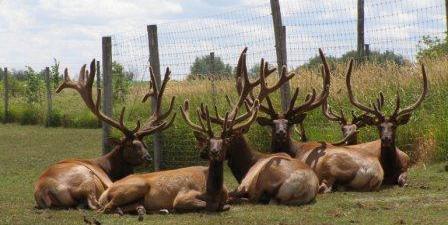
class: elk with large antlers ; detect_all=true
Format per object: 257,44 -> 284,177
196,48 -> 319,204
243,49 -> 390,192
34,60 -> 175,209
97,100 -> 244,219
346,60 -> 427,185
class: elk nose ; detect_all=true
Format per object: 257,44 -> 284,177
277,129 -> 286,137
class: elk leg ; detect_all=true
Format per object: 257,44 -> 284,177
172,190 -> 206,212
73,180 -> 100,210
115,202 -> 146,221
227,189 -> 250,204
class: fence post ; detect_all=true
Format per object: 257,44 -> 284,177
445,0 -> 448,33
102,36 -> 113,154
96,61 -> 102,128
3,68 -> 8,123
364,44 -> 370,58
209,52 -> 217,107
147,24 -> 162,171
357,0 -> 365,57
44,67 -> 52,126
270,0 -> 291,112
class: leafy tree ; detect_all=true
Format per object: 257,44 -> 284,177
51,58 -> 61,88
417,35 -> 448,60
112,62 -> 133,102
24,66 -> 42,104
300,50 -> 406,70
188,55 -> 232,79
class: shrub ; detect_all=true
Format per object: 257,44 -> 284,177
46,109 -> 63,127
20,106 -> 40,125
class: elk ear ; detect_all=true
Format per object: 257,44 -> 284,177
288,113 -> 307,125
360,114 -> 377,126
193,131 -> 208,147
257,117 -> 273,126
396,113 -> 412,126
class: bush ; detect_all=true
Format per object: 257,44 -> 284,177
46,109 -> 63,127
20,106 -> 40,125
417,35 -> 448,60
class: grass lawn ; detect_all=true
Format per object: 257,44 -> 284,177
0,124 -> 447,225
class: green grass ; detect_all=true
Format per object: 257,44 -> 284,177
1,124 -> 448,225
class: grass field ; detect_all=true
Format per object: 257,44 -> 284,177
1,124 -> 448,225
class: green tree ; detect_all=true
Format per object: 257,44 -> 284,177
51,58 -> 61,88
189,55 -> 232,79
112,62 -> 132,102
417,35 -> 448,60
24,66 -> 42,104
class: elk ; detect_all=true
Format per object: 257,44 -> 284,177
243,50 -> 388,192
321,98 -> 369,145
346,59 -> 428,185
34,60 -> 175,210
196,48 -> 319,205
97,99 -> 256,219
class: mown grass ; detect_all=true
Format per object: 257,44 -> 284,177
1,124 -> 448,225
1,57 -> 447,167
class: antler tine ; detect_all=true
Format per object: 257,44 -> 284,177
135,113 -> 177,138
394,64 -> 428,118
57,60 -> 140,136
322,98 -> 346,123
331,130 -> 359,146
346,59 -> 384,119
180,100 -> 207,134
231,99 -> 260,132
204,105 -> 215,138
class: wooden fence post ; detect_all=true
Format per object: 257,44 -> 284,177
3,67 -> 8,123
102,36 -> 113,154
96,60 -> 102,128
44,67 -> 52,126
445,0 -> 448,33
147,24 -> 162,171
209,52 -> 217,107
270,0 -> 291,112
357,0 -> 365,57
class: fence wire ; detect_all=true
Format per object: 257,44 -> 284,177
111,0 -> 446,81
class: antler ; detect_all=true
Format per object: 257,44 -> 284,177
346,59 -> 385,120
234,47 -> 294,118
322,98 -> 347,125
56,60 -> 141,137
285,48 -> 331,118
347,61 -> 428,121
180,100 -> 214,138
136,67 -> 177,138
390,64 -> 428,119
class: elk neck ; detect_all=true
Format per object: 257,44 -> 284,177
270,134 -> 296,157
227,134 -> 266,183
205,159 -> 224,197
93,145 -> 134,181
380,139 -> 401,184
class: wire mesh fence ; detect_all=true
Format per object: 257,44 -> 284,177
111,0 -> 446,81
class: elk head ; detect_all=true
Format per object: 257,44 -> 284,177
346,59 -> 428,184
181,99 -> 260,162
321,98 -> 371,145
56,60 -> 176,167
237,49 -> 330,149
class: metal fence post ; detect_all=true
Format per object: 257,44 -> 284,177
44,67 -> 52,126
357,0 -> 365,57
270,0 -> 291,112
102,36 -> 113,154
209,52 -> 217,107
147,24 -> 162,171
96,60 -> 102,128
3,68 -> 8,123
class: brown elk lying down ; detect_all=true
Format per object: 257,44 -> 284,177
97,99 -> 262,218
345,60 -> 427,185
195,48 -> 319,205
241,49 -> 385,192
34,61 -> 175,209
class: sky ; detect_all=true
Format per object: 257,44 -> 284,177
0,0 -> 259,71
0,0 -> 445,79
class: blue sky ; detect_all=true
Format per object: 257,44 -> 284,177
0,0 -> 445,79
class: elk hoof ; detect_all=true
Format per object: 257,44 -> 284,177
115,207 -> 124,216
318,183 -> 332,194
137,206 -> 146,221
159,209 -> 169,215
221,204 -> 231,211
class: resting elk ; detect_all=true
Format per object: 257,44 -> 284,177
345,60 -> 428,185
97,100 -> 255,219
197,48 -> 319,205
34,60 -> 175,209
243,50 -> 390,192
